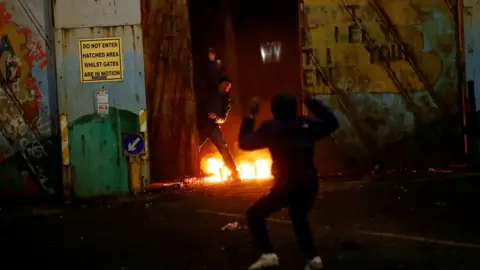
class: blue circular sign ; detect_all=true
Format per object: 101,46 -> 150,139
123,133 -> 145,155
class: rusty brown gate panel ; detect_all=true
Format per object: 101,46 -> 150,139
141,0 -> 199,182
188,0 -> 304,160
302,0 -> 463,172
224,0 -> 304,156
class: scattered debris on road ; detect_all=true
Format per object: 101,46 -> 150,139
221,221 -> 247,231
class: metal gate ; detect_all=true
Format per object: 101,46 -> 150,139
54,0 -> 147,197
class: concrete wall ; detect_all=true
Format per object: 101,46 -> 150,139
303,0 -> 462,172
0,0 -> 59,199
463,0 -> 480,163
464,0 -> 479,111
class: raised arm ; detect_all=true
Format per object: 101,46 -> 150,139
238,97 -> 269,150
304,95 -> 339,139
238,117 -> 270,151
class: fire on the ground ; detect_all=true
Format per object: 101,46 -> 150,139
201,150 -> 273,182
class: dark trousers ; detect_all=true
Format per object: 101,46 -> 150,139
247,178 -> 319,259
199,125 -> 237,174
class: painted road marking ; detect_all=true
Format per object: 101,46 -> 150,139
197,210 -> 480,248
358,230 -> 480,249
201,176 -> 477,200
196,209 -> 291,224
345,180 -> 369,185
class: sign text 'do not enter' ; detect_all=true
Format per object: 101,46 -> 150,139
79,37 -> 123,83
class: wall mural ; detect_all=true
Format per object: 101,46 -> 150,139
302,0 -> 460,168
0,2 -> 56,198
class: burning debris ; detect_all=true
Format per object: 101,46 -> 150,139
201,151 -> 273,183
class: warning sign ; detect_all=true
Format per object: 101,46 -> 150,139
79,37 -> 123,83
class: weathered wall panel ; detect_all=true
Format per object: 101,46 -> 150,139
463,0 -> 477,111
55,0 -> 146,197
54,0 -> 141,29
141,0 -> 199,182
0,0 -> 60,199
463,0 -> 480,162
303,0 -> 462,170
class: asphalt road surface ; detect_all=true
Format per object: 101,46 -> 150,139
1,175 -> 479,270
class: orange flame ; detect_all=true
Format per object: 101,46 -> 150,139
201,151 -> 273,182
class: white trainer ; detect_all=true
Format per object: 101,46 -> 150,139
304,256 -> 324,270
248,253 -> 280,270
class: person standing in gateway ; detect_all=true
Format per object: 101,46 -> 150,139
197,48 -> 240,181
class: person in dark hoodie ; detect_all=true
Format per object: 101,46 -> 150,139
197,74 -> 240,181
238,92 -> 339,270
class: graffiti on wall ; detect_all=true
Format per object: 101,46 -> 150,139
0,2 -> 53,196
302,0 -> 458,163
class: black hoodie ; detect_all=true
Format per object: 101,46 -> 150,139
238,97 -> 339,188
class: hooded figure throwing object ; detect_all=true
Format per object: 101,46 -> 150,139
239,92 -> 339,270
